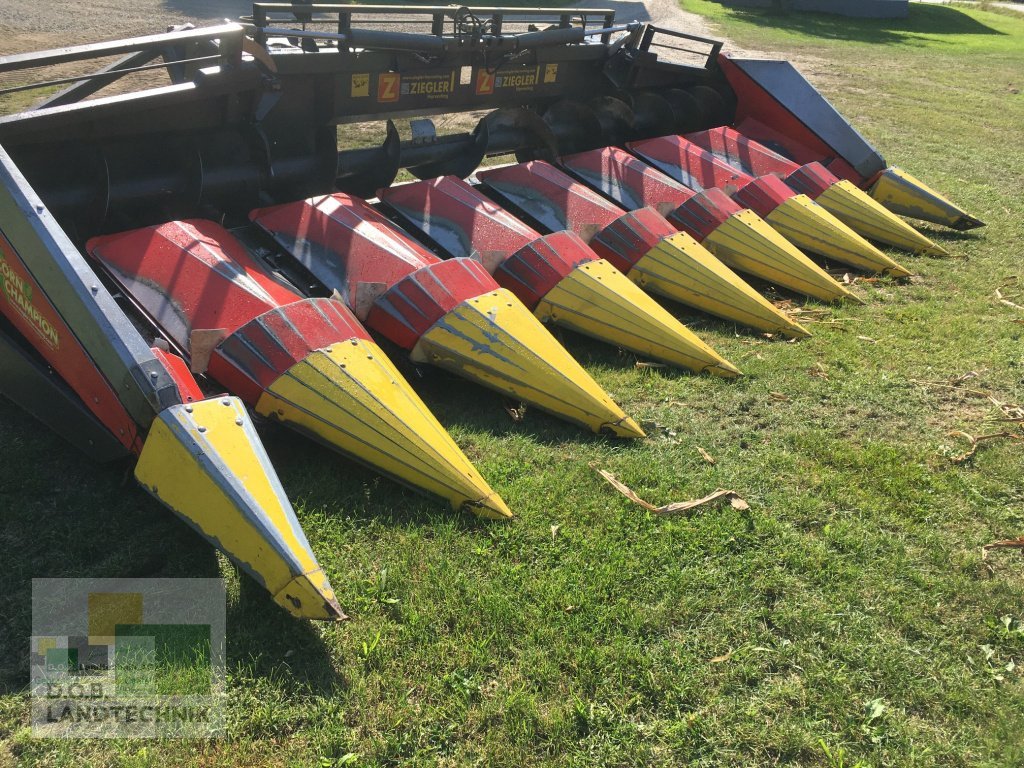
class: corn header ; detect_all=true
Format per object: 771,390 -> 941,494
0,4 -> 982,619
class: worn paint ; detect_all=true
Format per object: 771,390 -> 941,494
479,160 -> 811,334
870,167 -> 985,231
685,128 -> 944,255
536,257 -> 741,376
381,176 -> 739,374
700,209 -> 859,304
629,136 -> 911,277
257,342 -> 511,519
252,194 -> 640,437
761,192 -> 912,277
91,220 -> 510,517
412,288 -> 645,437
135,397 -> 346,620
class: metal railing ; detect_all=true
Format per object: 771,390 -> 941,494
247,4 -> 619,45
639,24 -> 723,70
0,24 -> 245,105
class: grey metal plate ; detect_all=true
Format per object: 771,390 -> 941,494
731,58 -> 886,179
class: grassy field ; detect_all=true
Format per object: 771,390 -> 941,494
2,2 -> 1024,766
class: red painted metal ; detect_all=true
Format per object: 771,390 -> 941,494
367,258 -> 496,349
250,194 -> 502,350
782,162 -> 842,199
0,230 -> 143,453
380,176 -> 598,310
477,161 -> 680,275
666,188 -> 745,241
494,230 -> 597,308
627,135 -> 754,195
717,55 -> 863,185
730,175 -> 799,219
150,347 -> 203,404
560,147 -> 749,246
477,161 -> 624,235
559,146 -> 694,214
685,127 -> 840,200
684,126 -> 801,178
628,135 -> 827,221
89,219 -> 301,342
211,298 -> 371,403
89,219 -> 372,403
382,175 -> 540,258
586,208 -> 679,276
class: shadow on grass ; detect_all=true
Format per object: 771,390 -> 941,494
0,400 -> 339,696
713,3 -> 1005,45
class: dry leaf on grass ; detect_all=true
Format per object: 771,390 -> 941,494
995,287 -> 1024,311
709,650 -> 733,664
770,392 -> 790,402
697,447 -> 716,464
595,468 -> 749,516
909,378 -> 993,399
982,536 -> 1024,560
947,430 -> 1023,463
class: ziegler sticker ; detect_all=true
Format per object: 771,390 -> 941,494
377,73 -> 400,103
475,70 -> 494,96
400,71 -> 456,100
377,71 -> 458,102
475,66 -> 543,95
0,235 -> 60,350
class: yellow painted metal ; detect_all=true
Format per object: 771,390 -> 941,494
870,167 -> 984,231
702,209 -> 859,304
135,397 -> 345,620
816,180 -> 946,256
628,232 -> 810,339
535,258 -> 741,377
765,195 -> 912,277
411,287 -> 645,438
256,341 -> 511,519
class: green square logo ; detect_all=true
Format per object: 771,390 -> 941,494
115,624 -> 212,696
44,647 -> 77,673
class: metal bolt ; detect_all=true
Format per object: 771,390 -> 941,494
198,426 -> 207,433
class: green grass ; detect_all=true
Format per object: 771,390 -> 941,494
3,3 -> 1024,766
